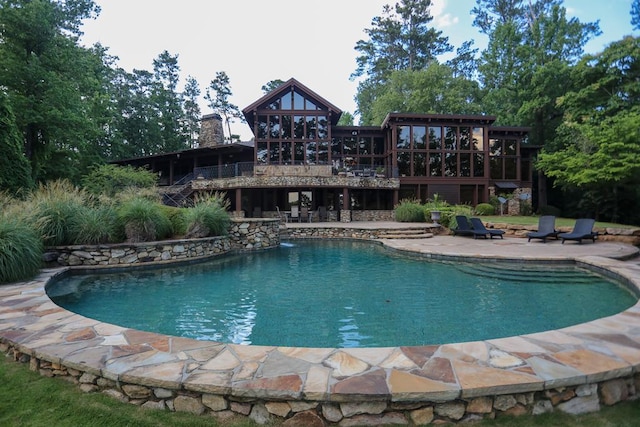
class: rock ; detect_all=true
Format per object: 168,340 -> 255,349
532,400 -> 553,415
467,396 -> 493,413
249,403 -> 271,425
557,395 -> 600,415
283,411 -> 325,427
202,394 -> 228,411
600,379 -> 628,405
173,395 -> 205,415
122,384 -> 151,399
340,401 -> 387,417
141,400 -> 166,411
494,395 -> 517,411
265,401 -> 291,417
434,402 -> 466,420
409,407 -> 434,425
338,412 -> 407,426
322,403 -> 343,422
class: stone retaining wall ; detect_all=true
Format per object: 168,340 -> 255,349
46,219 -> 280,267
280,224 -> 440,240
2,343 -> 638,426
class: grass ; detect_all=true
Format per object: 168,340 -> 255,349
480,216 -> 635,229
1,355 -> 639,427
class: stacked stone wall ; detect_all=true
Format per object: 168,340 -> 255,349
46,219 -> 281,267
2,343 -> 638,426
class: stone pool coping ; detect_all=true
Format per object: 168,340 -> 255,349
1,236 -> 640,422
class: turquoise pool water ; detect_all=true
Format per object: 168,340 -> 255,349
48,240 -> 636,348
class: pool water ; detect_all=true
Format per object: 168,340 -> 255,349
48,240 -> 637,348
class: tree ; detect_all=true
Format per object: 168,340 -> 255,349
367,65 -> 482,124
183,76 -> 201,148
536,37 -> 640,224
152,50 -> 188,152
0,0 -> 104,183
0,92 -> 34,193
352,0 -> 452,121
632,0 -> 640,30
337,112 -> 355,126
205,71 -> 244,143
261,79 -> 286,94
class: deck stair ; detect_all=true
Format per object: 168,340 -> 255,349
377,228 -> 434,239
161,181 -> 194,207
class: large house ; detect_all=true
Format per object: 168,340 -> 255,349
114,78 -> 535,221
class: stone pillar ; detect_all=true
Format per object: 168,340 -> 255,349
340,209 -> 352,223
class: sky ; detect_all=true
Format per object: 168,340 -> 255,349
79,0 -> 638,140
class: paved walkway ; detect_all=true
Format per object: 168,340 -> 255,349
1,226 -> 639,422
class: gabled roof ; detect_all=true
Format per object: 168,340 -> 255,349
242,78 -> 343,132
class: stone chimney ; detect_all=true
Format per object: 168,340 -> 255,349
198,114 -> 224,147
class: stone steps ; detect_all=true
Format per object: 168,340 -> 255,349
377,229 -> 434,239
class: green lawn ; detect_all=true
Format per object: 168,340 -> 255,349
480,215 -> 635,229
2,354 -> 640,426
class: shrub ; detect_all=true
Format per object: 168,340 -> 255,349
540,204 -> 562,217
24,180 -> 88,246
68,204 -> 118,245
117,197 -> 172,242
0,218 -> 42,284
162,206 -> 188,237
475,203 -> 495,216
82,164 -> 157,196
395,199 -> 425,222
184,192 -> 230,237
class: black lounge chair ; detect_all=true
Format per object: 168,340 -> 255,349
470,217 -> 505,239
452,215 -> 487,239
559,218 -> 598,244
527,215 -> 559,243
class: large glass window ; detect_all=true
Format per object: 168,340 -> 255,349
460,127 -> 471,150
282,142 -> 291,163
473,127 -> 484,150
374,137 -> 385,155
445,152 -> 457,176
306,116 -> 317,139
294,116 -> 304,138
257,142 -> 267,164
474,153 -> 484,177
269,115 -> 280,139
397,126 -> 410,149
413,126 -> 426,149
257,115 -> 268,139
444,127 -> 457,150
293,91 -> 304,109
460,153 -> 471,177
359,137 -> 371,155
281,115 -> 292,139
413,153 -> 426,176
318,116 -> 328,139
398,151 -> 410,176
429,127 -> 442,150
429,152 -> 442,176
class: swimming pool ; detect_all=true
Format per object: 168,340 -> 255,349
48,240 -> 636,348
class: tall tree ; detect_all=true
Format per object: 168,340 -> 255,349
368,65 -> 482,123
0,0 -> 103,182
0,92 -> 34,193
352,0 -> 452,123
152,50 -> 188,152
183,75 -> 201,148
261,79 -> 286,94
205,71 -> 243,143
632,0 -> 640,30
536,37 -> 640,224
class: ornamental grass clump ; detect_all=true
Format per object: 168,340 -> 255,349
0,217 -> 42,284
23,180 -> 88,246
117,197 -> 172,243
394,199 -> 425,222
184,192 -> 230,238
68,204 -> 118,245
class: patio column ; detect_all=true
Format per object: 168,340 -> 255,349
235,188 -> 244,218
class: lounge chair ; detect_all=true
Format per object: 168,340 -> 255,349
470,217 -> 505,239
527,215 -> 559,243
452,215 -> 488,239
559,218 -> 598,244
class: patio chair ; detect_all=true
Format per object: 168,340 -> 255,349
318,206 -> 327,222
290,205 -> 300,222
452,215 -> 487,239
558,218 -> 598,244
470,217 -> 505,239
527,215 -> 559,243
276,206 -> 287,223
300,206 -> 311,223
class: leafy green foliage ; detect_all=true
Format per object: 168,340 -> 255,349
184,192 -> 230,237
0,217 -> 42,284
81,164 -> 157,196
0,92 -> 33,193
162,205 -> 188,237
117,197 -> 172,243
